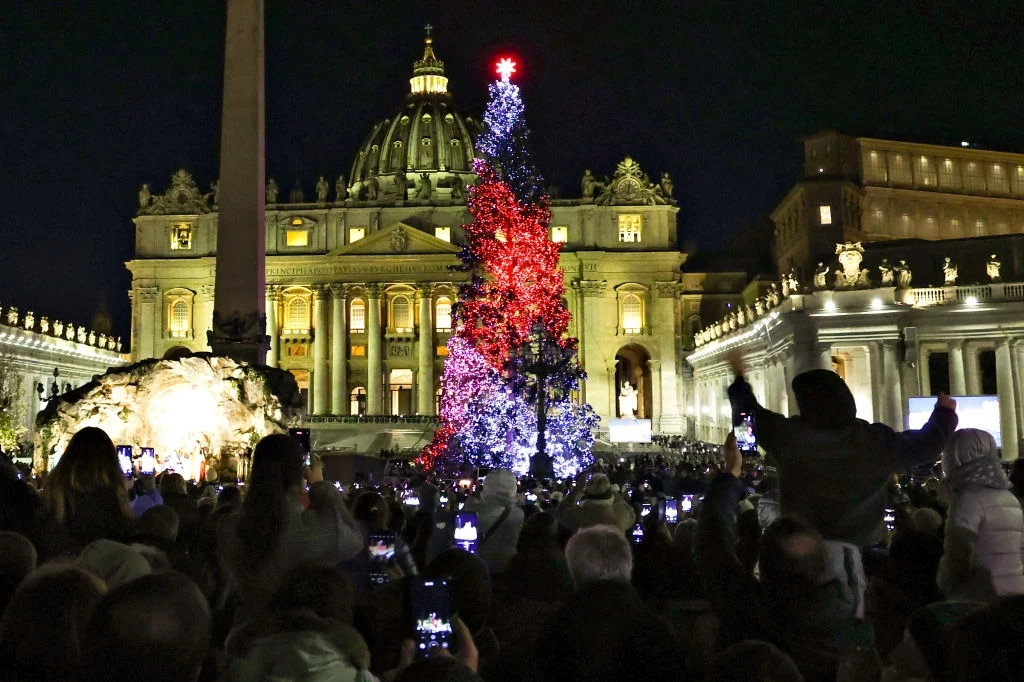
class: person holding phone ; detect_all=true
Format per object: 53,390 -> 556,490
217,434 -> 363,626
725,349 -> 958,614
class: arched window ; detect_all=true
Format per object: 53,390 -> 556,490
622,294 -> 643,334
392,295 -> 412,332
350,299 -> 365,332
284,296 -> 309,333
435,297 -> 452,331
350,387 -> 367,416
169,299 -> 189,337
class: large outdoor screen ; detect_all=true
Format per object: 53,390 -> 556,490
907,396 -> 1001,447
609,419 -> 653,443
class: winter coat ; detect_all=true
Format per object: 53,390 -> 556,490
729,370 -> 957,547
938,487 -> 1024,597
465,469 -> 523,575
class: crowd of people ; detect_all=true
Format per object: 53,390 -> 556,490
1,351 -> 1024,681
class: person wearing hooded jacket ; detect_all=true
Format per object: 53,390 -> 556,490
937,428 -> 1024,599
464,468 -> 523,576
726,350 -> 957,614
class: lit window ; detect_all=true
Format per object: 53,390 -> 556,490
974,220 -> 985,236
618,214 -> 642,243
170,223 -> 192,250
434,226 -> 451,242
168,299 -> 189,338
819,205 -> 832,225
350,387 -> 367,416
918,156 -> 936,185
622,293 -> 642,333
391,296 -> 412,332
990,164 -> 1008,192
349,227 -> 366,243
964,162 -> 985,191
350,345 -> 366,356
436,345 -> 449,356
950,218 -> 962,237
285,230 -> 309,247
435,297 -> 452,331
291,217 -> 303,226
350,299 -> 365,332
1014,166 -> 1024,193
939,159 -> 958,188
284,296 -> 309,333
551,225 -> 568,243
900,214 -> 912,236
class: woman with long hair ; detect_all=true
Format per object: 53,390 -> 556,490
44,426 -> 133,556
217,434 -> 362,625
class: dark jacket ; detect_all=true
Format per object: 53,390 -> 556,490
729,370 -> 957,547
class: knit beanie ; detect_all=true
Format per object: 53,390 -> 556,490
583,473 -> 613,501
942,428 -> 1008,492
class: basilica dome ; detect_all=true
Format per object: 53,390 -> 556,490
349,30 -> 484,200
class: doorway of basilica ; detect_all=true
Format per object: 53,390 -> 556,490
389,368 -> 413,415
615,344 -> 652,419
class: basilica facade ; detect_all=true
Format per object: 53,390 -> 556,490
126,34 -> 688,448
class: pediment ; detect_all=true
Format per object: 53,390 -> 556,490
329,222 -> 461,256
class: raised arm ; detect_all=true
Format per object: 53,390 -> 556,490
889,394 -> 958,471
726,350 -> 786,453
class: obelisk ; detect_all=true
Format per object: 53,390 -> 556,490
207,0 -> 267,365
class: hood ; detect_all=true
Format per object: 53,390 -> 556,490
942,428 -> 1009,491
792,369 -> 857,428
482,468 -> 518,506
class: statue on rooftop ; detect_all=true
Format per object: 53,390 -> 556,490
894,260 -> 912,289
138,183 -> 152,209
23,311 -> 34,331
316,176 -> 329,203
7,307 -> 18,326
581,169 -> 597,199
813,262 -> 829,290
879,258 -> 894,286
335,175 -> 348,202
416,173 -> 432,200
449,176 -> 465,202
834,242 -> 871,289
394,172 -> 408,200
365,172 -> 379,201
660,172 -> 674,199
266,178 -> 279,204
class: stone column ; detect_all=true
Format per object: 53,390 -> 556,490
265,285 -> 280,367
417,285 -> 435,415
647,359 -> 662,432
869,343 -> 885,423
882,340 -> 904,430
818,343 -> 834,371
948,341 -> 967,396
606,361 -> 618,419
366,284 -> 383,415
330,283 -> 347,415
918,347 -> 931,396
137,287 -> 159,360
995,340 -> 1019,460
312,285 -> 329,415
198,284 -> 216,351
209,0 -> 267,364
964,343 -> 981,395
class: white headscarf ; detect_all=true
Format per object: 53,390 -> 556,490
941,428 -> 1009,492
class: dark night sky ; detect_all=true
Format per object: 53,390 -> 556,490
0,1 -> 1021,337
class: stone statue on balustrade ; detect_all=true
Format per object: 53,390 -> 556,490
618,381 -> 638,418
745,304 -> 755,323
660,172 -> 674,199
66,324 -> 76,340
335,175 -> 348,202
76,326 -> 86,343
879,258 -> 894,286
767,284 -> 780,307
942,257 -> 958,285
894,260 -> 912,289
316,176 -> 329,203
138,183 -> 152,209
781,273 -> 790,298
449,176 -> 465,202
416,173 -> 432,200
754,298 -> 765,316
54,320 -> 64,337
833,242 -> 871,289
394,172 -> 408,200
289,181 -> 304,204
23,311 -> 34,331
787,269 -> 799,295
813,262 -> 829,290
737,307 -> 747,326
987,254 -> 1001,282
581,170 -> 597,199
266,178 -> 279,204
40,317 -> 49,334
88,331 -> 96,346
210,180 -> 220,206
365,172 -> 379,201
6,307 -> 18,326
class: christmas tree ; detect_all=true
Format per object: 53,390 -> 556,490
418,59 -> 598,478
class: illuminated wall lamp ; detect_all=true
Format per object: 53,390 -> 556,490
824,299 -> 837,312
965,295 -> 979,307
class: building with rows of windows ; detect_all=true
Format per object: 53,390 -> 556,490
688,131 -> 1024,460
126,34 -> 688,450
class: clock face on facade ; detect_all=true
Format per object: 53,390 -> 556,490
618,177 -> 641,201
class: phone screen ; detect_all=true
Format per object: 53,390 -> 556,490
664,498 -> 678,524
884,508 -> 896,534
734,412 -> 757,455
641,502 -> 652,518
139,447 -> 156,475
368,532 -> 397,585
411,578 -> 454,657
288,428 -> 312,466
680,495 -> 694,514
454,512 -> 478,554
630,522 -> 644,545
116,445 -> 133,478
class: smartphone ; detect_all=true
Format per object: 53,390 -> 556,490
439,493 -> 450,506
139,447 -> 156,475
289,428 -> 312,467
368,531 -> 397,585
453,511 -> 478,554
525,492 -> 538,505
884,508 -> 896,534
630,522 -> 644,545
641,502 -> 652,518
664,498 -> 678,524
410,578 -> 454,657
403,491 -> 420,506
116,445 -> 133,478
734,412 -> 758,455
680,495 -> 694,514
